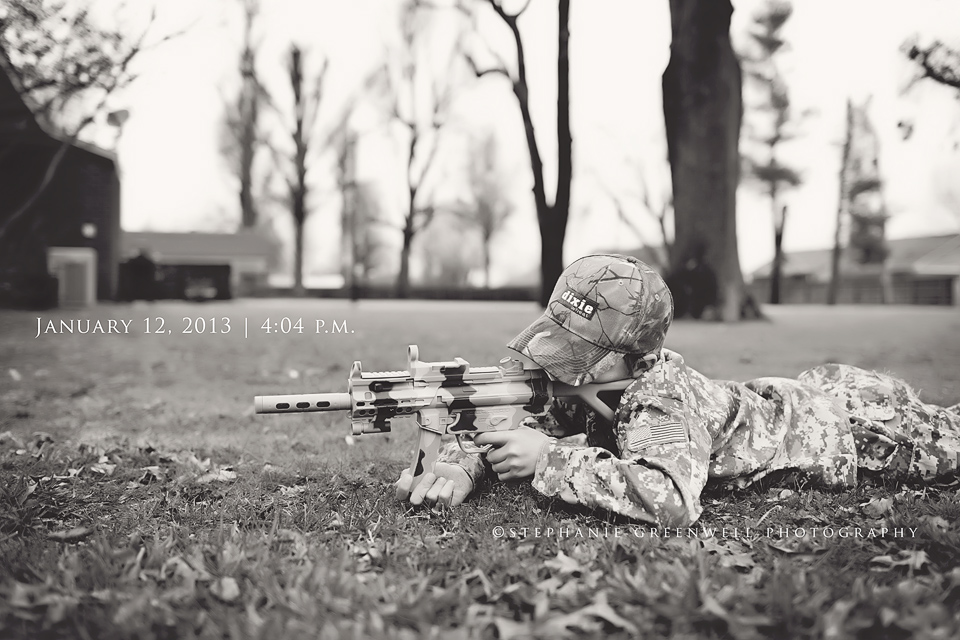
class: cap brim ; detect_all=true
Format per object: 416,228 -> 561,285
507,313 -> 614,386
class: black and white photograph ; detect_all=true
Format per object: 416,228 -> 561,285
1,0 -> 960,637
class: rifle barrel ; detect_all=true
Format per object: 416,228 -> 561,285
255,393 -> 352,414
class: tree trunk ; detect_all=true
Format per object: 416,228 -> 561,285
539,207 -> 566,304
397,210 -> 415,298
880,261 -> 893,304
239,99 -> 258,227
293,219 -> 305,296
828,100 -> 853,305
662,0 -> 745,321
483,239 -> 491,288
770,205 -> 786,304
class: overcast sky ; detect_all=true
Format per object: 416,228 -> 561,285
100,0 -> 960,285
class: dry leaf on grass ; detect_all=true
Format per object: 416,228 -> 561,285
211,577 -> 241,603
197,468 -> 237,484
860,496 -> 894,518
47,527 -> 93,543
536,591 -> 638,636
870,549 -> 929,572
492,616 -> 534,640
91,456 -> 117,476
544,551 -> 582,575
918,515 -> 950,531
767,538 -> 827,555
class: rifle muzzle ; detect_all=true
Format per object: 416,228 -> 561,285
255,393 -> 352,414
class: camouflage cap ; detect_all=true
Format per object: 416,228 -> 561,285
508,254 -> 674,386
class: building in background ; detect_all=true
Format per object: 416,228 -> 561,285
750,233 -> 960,306
120,231 -> 278,300
0,66 -> 120,308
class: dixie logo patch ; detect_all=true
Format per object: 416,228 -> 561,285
559,289 -> 599,319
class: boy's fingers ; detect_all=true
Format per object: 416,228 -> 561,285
489,459 -> 510,474
424,477 -> 447,505
437,481 -> 455,507
395,469 -> 413,500
474,432 -> 513,447
409,472 -> 436,505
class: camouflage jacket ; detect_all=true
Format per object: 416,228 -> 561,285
437,350 -> 960,526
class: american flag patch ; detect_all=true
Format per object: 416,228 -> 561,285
627,418 -> 687,451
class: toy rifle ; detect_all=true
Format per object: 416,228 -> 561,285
254,345 -> 630,492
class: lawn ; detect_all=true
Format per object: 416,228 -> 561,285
1,300 -> 959,639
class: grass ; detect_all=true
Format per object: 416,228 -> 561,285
1,300 -> 959,639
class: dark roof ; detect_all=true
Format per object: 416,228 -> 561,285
0,60 -> 116,161
751,233 -> 960,281
122,231 -> 277,262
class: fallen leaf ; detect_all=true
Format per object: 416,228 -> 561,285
138,466 -> 164,484
197,468 -> 237,484
919,515 -> 950,531
493,616 -> 534,640
16,479 -> 37,505
768,538 -> 826,555
47,527 -> 93,543
246,600 -> 265,631
32,432 -> 54,447
91,461 -> 117,476
536,576 -> 564,595
8,369 -> 21,381
185,454 -> 211,471
9,582 -> 39,608
861,497 -> 894,518
879,607 -> 898,627
719,552 -> 756,571
0,431 -> 24,448
537,591 -> 637,635
870,550 -> 929,572
544,551 -> 582,575
210,576 -> 240,603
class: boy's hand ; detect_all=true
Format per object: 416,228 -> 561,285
475,426 -> 551,481
395,462 -> 473,509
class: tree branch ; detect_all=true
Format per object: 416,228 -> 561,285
905,40 -> 960,90
488,0 -> 532,21
463,51 -> 511,80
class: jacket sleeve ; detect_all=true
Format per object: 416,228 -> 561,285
531,392 -> 712,526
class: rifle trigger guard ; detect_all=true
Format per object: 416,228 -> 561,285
456,434 -> 493,455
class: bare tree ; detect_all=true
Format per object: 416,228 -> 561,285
352,182 -> 391,289
846,100 -> 891,301
462,133 -> 513,287
418,213 -> 480,288
592,161 -> 674,272
219,0 -> 271,230
662,0 -> 748,321
0,0 -> 179,248
276,45 -> 329,296
828,99 -> 854,305
459,0 -> 571,306
334,126 -> 389,297
741,0 -> 803,305
376,0 -> 461,298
